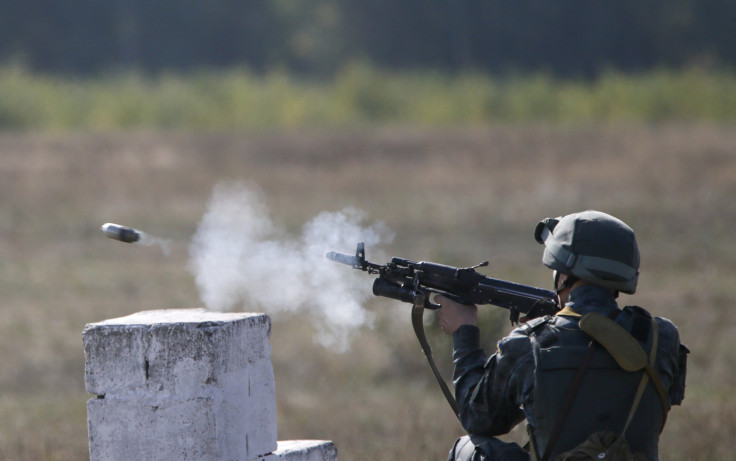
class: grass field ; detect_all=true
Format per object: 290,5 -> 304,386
0,124 -> 734,459
2,65 -> 736,130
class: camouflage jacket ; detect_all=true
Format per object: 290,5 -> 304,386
451,285 -> 688,460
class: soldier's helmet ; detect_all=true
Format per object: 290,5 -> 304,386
534,210 -> 640,294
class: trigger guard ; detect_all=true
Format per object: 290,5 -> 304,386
428,291 -> 474,309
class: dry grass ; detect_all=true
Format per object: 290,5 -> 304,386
0,124 -> 734,460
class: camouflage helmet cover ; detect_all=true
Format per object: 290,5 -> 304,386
534,210 -> 640,294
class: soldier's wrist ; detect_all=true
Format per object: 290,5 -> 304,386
453,324 -> 481,348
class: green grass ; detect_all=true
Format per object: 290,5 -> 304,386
1,64 -> 736,131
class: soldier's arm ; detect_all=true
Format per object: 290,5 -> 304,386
452,325 -> 530,435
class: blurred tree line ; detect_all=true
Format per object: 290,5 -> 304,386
0,0 -> 734,78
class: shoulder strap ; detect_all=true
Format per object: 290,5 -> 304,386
640,318 -> 669,431
580,313 -> 669,431
619,317 -> 659,437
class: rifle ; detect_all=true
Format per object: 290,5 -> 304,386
326,242 -> 559,417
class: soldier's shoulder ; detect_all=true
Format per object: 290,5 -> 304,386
624,305 -> 684,352
624,304 -> 680,330
496,316 -> 552,356
623,304 -> 652,319
517,315 -> 553,335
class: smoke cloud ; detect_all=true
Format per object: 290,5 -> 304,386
187,181 -> 393,351
137,232 -> 172,256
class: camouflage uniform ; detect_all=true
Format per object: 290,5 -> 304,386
449,285 -> 688,461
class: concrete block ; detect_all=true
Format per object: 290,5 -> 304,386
84,309 -> 277,460
87,388 -> 277,460
84,309 -> 272,398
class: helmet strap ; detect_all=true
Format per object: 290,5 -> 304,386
555,271 -> 621,299
555,271 -> 579,295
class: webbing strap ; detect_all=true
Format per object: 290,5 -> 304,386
620,318 -> 659,440
411,299 -> 460,418
612,316 -> 666,451
581,313 -> 669,432
539,341 -> 597,461
644,318 -> 669,431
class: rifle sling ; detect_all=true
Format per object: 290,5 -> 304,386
411,301 -> 460,418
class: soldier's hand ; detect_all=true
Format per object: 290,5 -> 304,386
436,294 -> 478,335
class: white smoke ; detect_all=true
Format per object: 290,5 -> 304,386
137,231 -> 172,256
187,181 -> 393,351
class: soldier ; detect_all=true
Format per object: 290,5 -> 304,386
438,210 -> 688,460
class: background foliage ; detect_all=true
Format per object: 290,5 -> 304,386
1,64 -> 736,131
1,1 -> 735,77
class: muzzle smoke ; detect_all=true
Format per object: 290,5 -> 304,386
187,181 -> 393,351
138,234 -> 171,255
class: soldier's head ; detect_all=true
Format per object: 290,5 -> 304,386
534,210 -> 640,296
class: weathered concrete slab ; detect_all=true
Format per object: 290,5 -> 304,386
84,309 -> 277,460
84,309 -> 272,397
